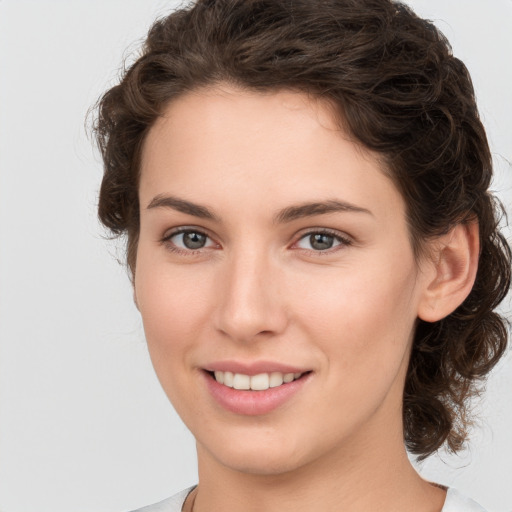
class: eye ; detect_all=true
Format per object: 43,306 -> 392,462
162,228 -> 216,253
295,230 -> 351,252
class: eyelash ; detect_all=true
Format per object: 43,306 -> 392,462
295,228 -> 353,255
161,228 -> 216,256
160,227 -> 353,256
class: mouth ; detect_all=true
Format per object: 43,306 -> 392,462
202,362 -> 313,415
206,370 -> 309,391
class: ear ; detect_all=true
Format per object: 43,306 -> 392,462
417,221 -> 479,323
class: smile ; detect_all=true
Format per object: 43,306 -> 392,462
203,367 -> 312,415
212,371 -> 304,391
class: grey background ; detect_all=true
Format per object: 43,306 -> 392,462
0,1 -> 510,511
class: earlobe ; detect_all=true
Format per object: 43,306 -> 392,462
418,221 -> 479,323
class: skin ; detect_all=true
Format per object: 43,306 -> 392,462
134,85 -> 477,512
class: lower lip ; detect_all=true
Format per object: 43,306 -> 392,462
203,372 -> 311,416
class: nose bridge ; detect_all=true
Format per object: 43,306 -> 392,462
214,244 -> 286,341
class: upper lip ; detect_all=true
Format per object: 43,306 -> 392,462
204,360 -> 309,376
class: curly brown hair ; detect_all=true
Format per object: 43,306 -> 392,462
93,0 -> 511,460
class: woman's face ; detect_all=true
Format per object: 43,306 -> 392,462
135,85 -> 433,475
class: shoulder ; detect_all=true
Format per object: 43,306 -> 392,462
129,487 -> 196,512
442,488 -> 488,512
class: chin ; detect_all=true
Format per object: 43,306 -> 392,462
197,422 -> 340,477
214,448 -> 307,476
196,426 -> 329,477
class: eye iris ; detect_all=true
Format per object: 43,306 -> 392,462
310,233 -> 334,250
183,231 -> 206,249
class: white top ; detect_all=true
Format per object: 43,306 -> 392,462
131,486 -> 488,512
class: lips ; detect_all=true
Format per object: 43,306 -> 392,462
212,370 -> 304,390
202,361 -> 312,415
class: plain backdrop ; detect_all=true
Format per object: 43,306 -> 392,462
0,1 -> 511,511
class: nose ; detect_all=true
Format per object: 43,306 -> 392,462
213,248 -> 288,343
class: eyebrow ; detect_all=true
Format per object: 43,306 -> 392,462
147,194 -> 221,221
146,194 -> 372,223
273,200 -> 373,223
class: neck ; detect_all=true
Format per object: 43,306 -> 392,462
191,418 -> 446,512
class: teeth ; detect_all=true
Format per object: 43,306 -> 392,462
250,373 -> 269,390
224,371 -> 234,387
269,372 -> 284,388
212,371 -> 304,390
233,373 -> 250,390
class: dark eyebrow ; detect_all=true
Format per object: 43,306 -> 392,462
146,194 -> 221,222
273,200 -> 373,224
146,195 -> 372,223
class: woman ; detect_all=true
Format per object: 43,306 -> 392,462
93,0 -> 511,511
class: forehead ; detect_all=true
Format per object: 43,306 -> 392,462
152,84 -> 338,129
142,85 -> 348,166
139,85 -> 405,225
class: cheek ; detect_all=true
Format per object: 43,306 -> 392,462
291,255 -> 419,383
134,252 -> 213,373
135,264 -> 218,425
